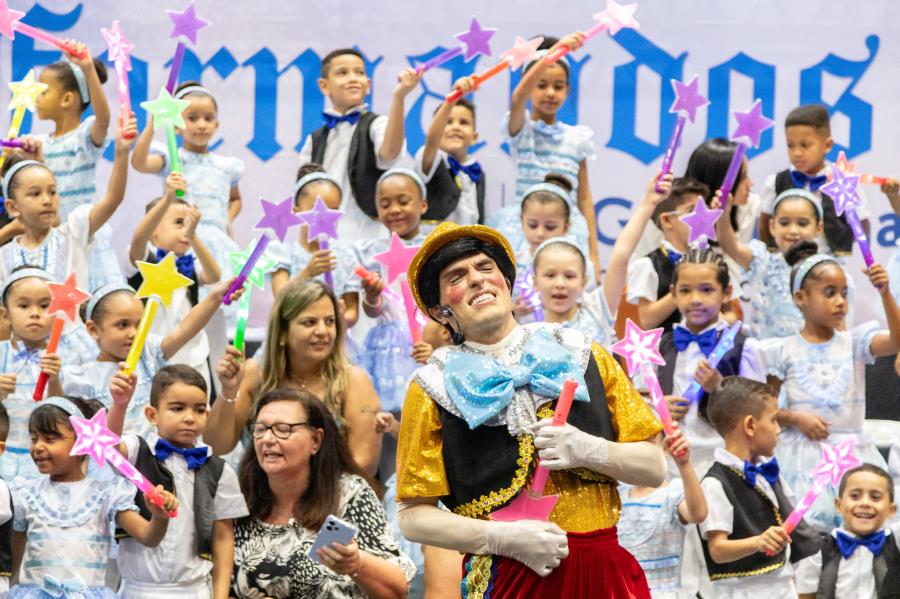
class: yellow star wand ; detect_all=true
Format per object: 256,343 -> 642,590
1,69 -> 47,170
122,252 -> 192,376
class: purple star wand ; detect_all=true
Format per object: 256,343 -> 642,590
165,1 -> 211,94
656,75 -> 709,192
718,99 -> 774,203
416,17 -> 496,74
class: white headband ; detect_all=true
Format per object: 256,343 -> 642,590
0,267 -> 50,302
377,167 -> 427,199
85,282 -> 135,321
293,171 -> 342,199
1,160 -> 49,198
522,181 -> 572,205
792,253 -> 839,297
43,396 -> 81,416
65,58 -> 91,105
533,236 -> 586,262
773,188 -> 824,220
174,85 -> 214,100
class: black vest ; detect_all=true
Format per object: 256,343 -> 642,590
659,329 -> 747,422
310,111 -> 383,220
423,157 -> 485,224
774,169 -> 853,254
699,462 -> 821,580
116,437 -> 226,559
0,491 -> 12,576
436,351 -> 615,516
647,248 -> 681,333
816,532 -> 900,598
127,250 -> 199,307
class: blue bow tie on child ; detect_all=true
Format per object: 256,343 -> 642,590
322,111 -> 362,129
835,529 -> 887,559
673,326 -> 718,357
443,329 -> 589,429
665,248 -> 682,265
156,248 -> 195,279
790,170 -> 828,192
12,346 -> 42,366
742,458 -> 780,488
155,438 -> 208,470
447,155 -> 482,184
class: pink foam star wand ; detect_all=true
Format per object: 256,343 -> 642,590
353,265 -> 405,311
417,17 -> 496,75
373,233 -> 423,343
33,273 -> 89,402
491,379 -> 578,523
225,198 -> 302,305
821,166 -> 874,269
611,319 -> 677,435
70,408 -> 177,517
719,99 -> 775,203
445,36 -> 543,103
0,1 -> 86,58
100,20 -> 135,139
682,321 -> 741,404
656,76 -> 709,192
832,151 -> 891,186
544,0 -> 639,64
165,2 -> 211,93
399,275 -> 423,344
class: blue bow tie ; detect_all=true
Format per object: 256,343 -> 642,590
154,437 -> 208,470
42,574 -> 87,598
743,458 -> 780,489
533,119 -> 565,143
447,155 -> 482,184
322,111 -> 362,130
156,248 -> 195,279
443,329 -> 589,429
665,247 -> 682,265
673,326 -> 719,357
790,170 -> 828,192
836,529 -> 887,559
12,346 -> 42,366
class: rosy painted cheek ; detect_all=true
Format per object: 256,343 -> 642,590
446,286 -> 466,306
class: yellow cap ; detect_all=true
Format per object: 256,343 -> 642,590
407,222 -> 515,314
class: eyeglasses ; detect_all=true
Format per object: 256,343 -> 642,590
251,422 -> 311,440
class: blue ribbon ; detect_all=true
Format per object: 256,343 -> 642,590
155,437 -> 209,470
322,111 -> 362,129
790,170 -> 828,192
835,529 -> 887,559
672,326 -> 718,357
743,458 -> 780,489
447,155 -> 482,184
443,329 -> 588,429
42,574 -> 87,598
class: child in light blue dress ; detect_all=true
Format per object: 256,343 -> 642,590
762,244 -> 900,531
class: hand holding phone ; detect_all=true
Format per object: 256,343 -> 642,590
308,514 -> 358,564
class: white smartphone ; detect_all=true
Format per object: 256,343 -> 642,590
308,514 -> 358,563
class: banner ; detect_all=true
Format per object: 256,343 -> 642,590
4,1 -> 898,322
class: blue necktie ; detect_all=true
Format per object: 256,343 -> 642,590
665,248 -> 682,265
835,529 -> 887,559
322,111 -> 362,130
154,437 -> 209,470
156,248 -> 195,279
447,155 -> 483,184
672,326 -> 719,357
790,170 -> 828,192
443,329 -> 589,429
742,458 -> 780,488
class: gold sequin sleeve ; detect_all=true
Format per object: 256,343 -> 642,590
593,342 -> 663,442
395,381 -> 450,500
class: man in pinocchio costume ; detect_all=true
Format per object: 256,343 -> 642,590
395,222 -> 667,598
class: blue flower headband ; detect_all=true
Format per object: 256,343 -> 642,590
43,396 -> 81,416
174,84 -> 214,100
66,58 -> 90,105
1,159 -> 49,199
85,283 -> 134,321
522,182 -> 572,205
377,167 -> 427,199
773,188 -> 824,220
292,171 -> 342,199
792,253 -> 839,296
0,267 -> 50,302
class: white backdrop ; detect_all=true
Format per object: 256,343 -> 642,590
3,0 -> 899,325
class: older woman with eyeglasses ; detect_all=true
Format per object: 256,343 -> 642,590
231,388 -> 414,599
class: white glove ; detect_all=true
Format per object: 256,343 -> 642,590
532,419 -> 609,471
485,519 -> 569,576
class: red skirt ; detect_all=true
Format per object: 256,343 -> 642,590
461,527 -> 650,599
